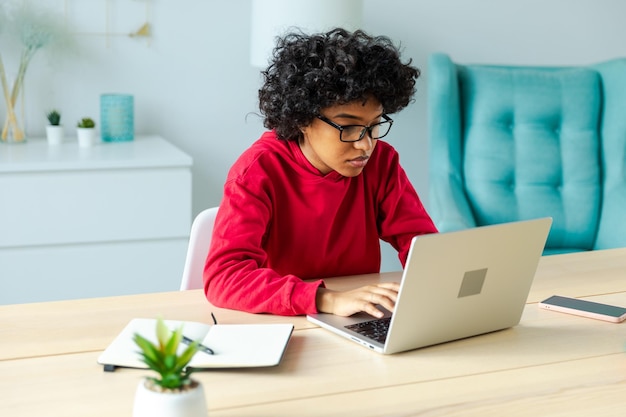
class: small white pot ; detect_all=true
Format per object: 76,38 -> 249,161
77,127 -> 97,148
133,379 -> 208,417
46,125 -> 65,145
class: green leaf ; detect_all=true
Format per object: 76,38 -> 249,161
164,354 -> 176,370
155,317 -> 172,349
133,333 -> 160,364
176,343 -> 199,369
164,326 -> 183,356
138,353 -> 160,371
161,373 -> 184,389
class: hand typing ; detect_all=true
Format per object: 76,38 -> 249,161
316,282 -> 400,318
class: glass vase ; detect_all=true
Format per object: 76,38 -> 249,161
1,76 -> 26,144
100,94 -> 134,142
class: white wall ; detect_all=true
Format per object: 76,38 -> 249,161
5,0 -> 626,273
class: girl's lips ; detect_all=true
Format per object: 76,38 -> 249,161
348,156 -> 369,168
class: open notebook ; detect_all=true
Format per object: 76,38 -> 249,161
98,318 -> 294,370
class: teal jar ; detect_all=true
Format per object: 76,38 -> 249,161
100,94 -> 134,142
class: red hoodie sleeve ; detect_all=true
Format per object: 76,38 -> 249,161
203,168 -> 324,316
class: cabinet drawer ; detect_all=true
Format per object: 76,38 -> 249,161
0,168 -> 191,247
0,239 -> 188,304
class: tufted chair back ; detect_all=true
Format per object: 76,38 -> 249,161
428,53 -> 626,254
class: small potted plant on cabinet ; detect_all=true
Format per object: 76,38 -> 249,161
76,117 -> 97,147
45,110 -> 64,145
132,318 -> 208,417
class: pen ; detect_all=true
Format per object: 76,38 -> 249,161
181,335 -> 214,355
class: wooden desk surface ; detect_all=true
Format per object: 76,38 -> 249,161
1,248 -> 626,416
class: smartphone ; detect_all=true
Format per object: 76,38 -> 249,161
539,295 -> 626,323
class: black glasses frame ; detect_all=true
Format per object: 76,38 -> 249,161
316,114 -> 394,142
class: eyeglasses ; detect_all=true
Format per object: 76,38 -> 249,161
317,114 -> 394,143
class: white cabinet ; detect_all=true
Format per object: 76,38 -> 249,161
0,136 -> 192,304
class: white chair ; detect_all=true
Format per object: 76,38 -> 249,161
179,207 -> 219,290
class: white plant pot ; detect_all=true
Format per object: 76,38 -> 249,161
133,379 -> 208,417
77,127 -> 97,148
46,125 -> 65,145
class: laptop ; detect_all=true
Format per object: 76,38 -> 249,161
307,217 -> 552,354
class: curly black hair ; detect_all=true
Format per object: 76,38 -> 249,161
258,28 -> 420,141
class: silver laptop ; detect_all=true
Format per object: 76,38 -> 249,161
307,217 -> 552,354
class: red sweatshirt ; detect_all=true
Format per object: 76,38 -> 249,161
204,131 -> 437,315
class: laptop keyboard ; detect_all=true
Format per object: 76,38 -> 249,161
345,317 -> 391,344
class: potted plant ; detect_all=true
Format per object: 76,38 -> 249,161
76,117 -> 97,147
132,318 -> 208,417
45,110 -> 64,145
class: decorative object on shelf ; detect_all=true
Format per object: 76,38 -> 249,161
65,0 -> 153,48
132,317 -> 208,417
76,117 -> 97,148
100,93 -> 134,142
45,109 -> 64,145
0,2 -> 71,144
0,70 -> 26,144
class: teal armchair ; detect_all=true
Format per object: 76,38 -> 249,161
428,53 -> 626,254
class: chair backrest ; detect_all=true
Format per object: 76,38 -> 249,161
179,207 -> 219,291
428,53 -> 613,253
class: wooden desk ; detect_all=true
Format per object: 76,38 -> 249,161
1,248 -> 625,416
